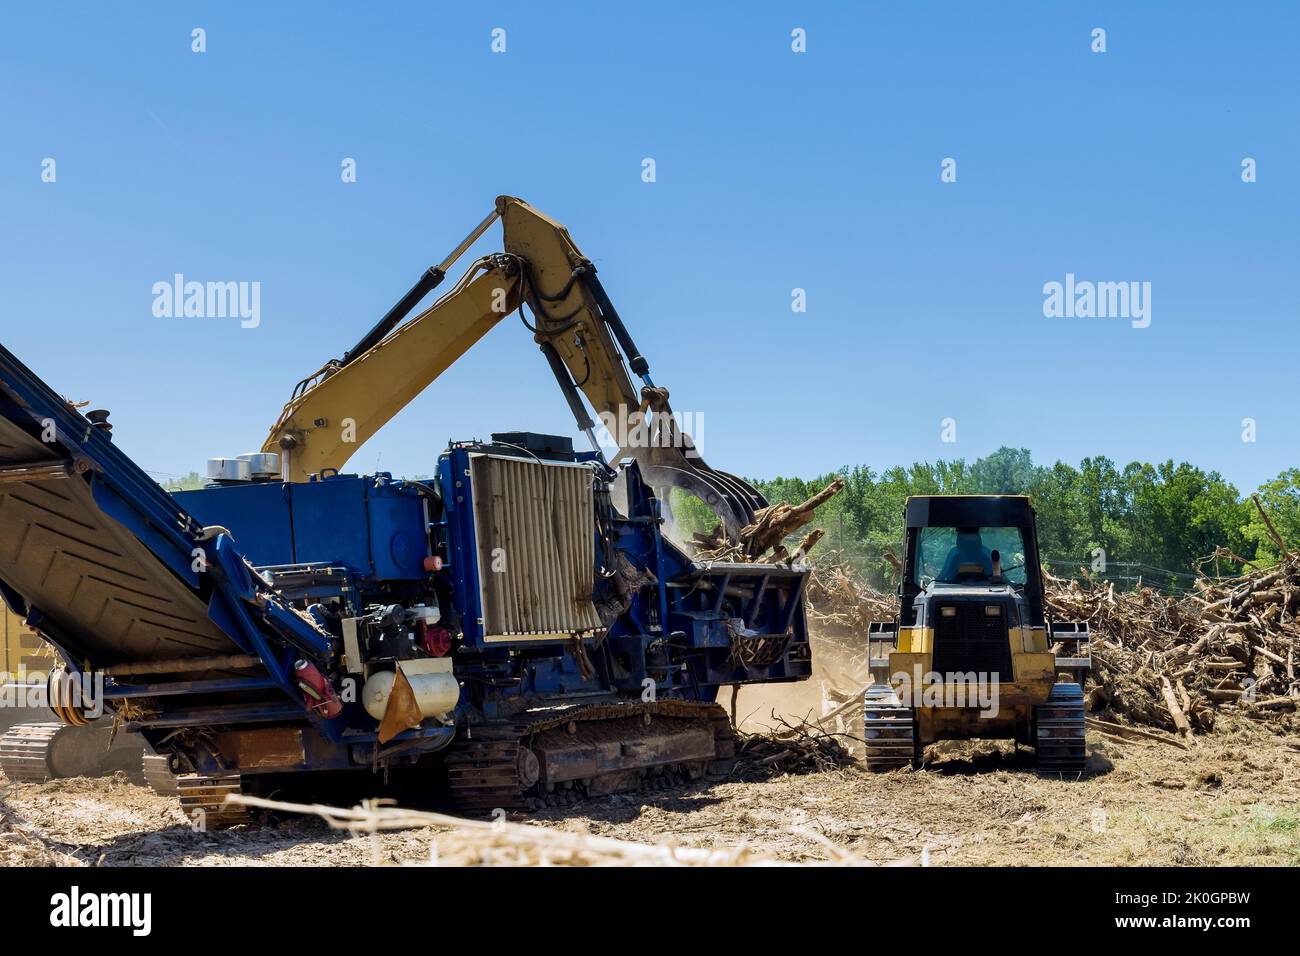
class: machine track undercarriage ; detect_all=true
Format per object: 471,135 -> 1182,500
861,681 -> 1088,775
0,721 -> 146,784
861,685 -> 918,772
175,773 -> 255,828
142,751 -> 180,796
1032,681 -> 1087,776
446,700 -> 736,814
142,700 -> 738,827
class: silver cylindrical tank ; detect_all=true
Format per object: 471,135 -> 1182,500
206,457 -> 251,482
237,452 -> 282,480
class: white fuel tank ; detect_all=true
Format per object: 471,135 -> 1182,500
362,658 -> 459,722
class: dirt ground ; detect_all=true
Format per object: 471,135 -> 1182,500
2,710 -> 1296,867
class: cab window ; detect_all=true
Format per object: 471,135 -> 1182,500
914,526 -> 1027,586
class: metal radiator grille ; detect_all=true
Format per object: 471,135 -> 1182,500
470,454 -> 602,640
931,602 -> 1012,680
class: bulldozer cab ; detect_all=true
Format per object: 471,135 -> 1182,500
868,496 -> 1051,675
900,495 -> 1046,631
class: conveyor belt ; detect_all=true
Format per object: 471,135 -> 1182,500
0,344 -> 241,666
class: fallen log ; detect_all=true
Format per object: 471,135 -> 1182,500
1247,696 -> 1297,711
1084,716 -> 1189,750
1160,675 -> 1194,740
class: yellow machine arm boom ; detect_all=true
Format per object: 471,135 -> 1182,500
264,260 -> 520,482
263,196 -> 765,537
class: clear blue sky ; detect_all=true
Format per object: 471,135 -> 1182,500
1,2 -> 1295,492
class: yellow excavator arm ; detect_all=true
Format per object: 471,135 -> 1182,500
496,197 -> 640,423
263,196 -> 764,537
263,259 -> 521,482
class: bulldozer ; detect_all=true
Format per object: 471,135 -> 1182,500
862,495 -> 1091,775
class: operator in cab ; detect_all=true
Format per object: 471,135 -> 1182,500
939,528 -> 994,582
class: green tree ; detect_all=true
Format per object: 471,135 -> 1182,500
970,446 -> 1037,494
741,450 -> 1269,593
1121,461 -> 1248,584
1243,468 -> 1300,566
160,472 -> 205,492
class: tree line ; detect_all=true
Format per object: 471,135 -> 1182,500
738,448 -> 1300,592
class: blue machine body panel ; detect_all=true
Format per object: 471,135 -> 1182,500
174,481 -> 296,565
438,448 -> 484,644
175,474 -> 428,580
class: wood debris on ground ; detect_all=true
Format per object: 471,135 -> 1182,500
1050,553 -> 1300,735
806,557 -> 897,635
225,794 -> 843,866
0,800 -> 78,865
733,714 -> 858,779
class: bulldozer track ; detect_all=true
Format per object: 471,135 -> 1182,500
1035,682 -> 1087,776
445,699 -> 736,815
862,684 -> 917,771
445,722 -> 529,812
